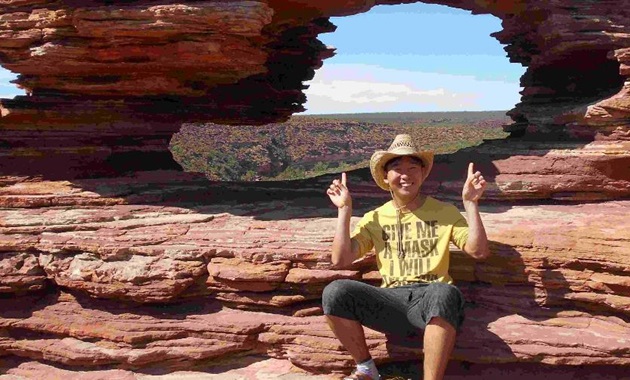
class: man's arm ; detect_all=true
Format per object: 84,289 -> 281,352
463,200 -> 489,259
331,205 -> 361,268
327,173 -> 361,268
461,163 -> 490,259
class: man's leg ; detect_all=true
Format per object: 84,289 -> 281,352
325,314 -> 371,363
406,282 -> 465,380
423,316 -> 456,380
322,280 -> 415,379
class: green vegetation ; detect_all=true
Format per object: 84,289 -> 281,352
169,111 -> 510,181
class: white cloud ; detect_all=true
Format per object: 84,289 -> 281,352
302,63 -> 521,114
308,80 -> 450,103
0,63 -> 522,108
306,79 -> 477,111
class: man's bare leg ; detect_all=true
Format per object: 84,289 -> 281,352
423,317 -> 456,380
325,314 -> 371,363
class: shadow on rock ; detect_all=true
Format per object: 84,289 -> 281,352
373,240 -> 572,379
57,137 -> 566,221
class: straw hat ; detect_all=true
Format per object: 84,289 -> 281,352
369,134 -> 434,191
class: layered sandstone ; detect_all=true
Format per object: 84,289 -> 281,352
0,0 -> 334,178
0,0 -> 629,179
0,0 -> 630,379
0,172 -> 629,378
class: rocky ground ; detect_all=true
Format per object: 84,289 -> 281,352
1,164 -> 629,379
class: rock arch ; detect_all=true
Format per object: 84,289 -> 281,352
0,0 -> 628,178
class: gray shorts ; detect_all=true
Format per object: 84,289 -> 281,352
322,279 -> 465,339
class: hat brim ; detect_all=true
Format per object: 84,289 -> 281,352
370,150 -> 434,191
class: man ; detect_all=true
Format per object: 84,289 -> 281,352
323,134 -> 489,380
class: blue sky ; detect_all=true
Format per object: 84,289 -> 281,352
302,3 -> 525,114
0,2 -> 524,114
0,65 -> 21,99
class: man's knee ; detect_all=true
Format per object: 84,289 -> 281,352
322,279 -> 356,315
421,282 -> 465,330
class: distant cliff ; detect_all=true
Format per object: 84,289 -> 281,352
170,112 -> 508,181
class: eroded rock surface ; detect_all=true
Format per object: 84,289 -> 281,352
0,172 -> 629,378
1,0 -> 629,178
1,0 -> 630,378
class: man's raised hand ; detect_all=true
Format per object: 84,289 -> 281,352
462,163 -> 487,202
327,172 -> 352,209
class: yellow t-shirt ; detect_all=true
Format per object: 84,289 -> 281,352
351,196 -> 468,287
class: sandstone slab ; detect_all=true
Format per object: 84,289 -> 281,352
0,174 -> 629,376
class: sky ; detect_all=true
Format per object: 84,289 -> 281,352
0,2 -> 525,114
0,65 -> 22,99
301,3 -> 525,114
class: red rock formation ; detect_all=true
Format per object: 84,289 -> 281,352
0,174 -> 629,378
1,0 -> 630,379
427,139 -> 630,202
1,0 -> 628,179
0,0 -> 335,178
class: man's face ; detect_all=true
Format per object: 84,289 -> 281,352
385,156 -> 425,197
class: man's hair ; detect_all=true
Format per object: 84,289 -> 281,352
384,155 -> 425,172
